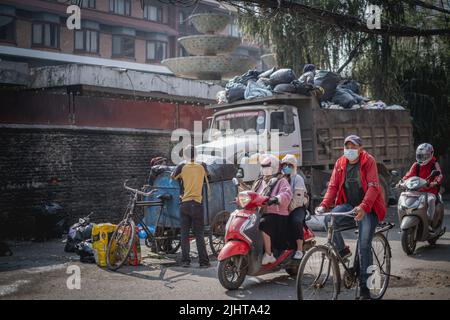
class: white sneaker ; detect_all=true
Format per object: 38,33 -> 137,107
293,250 -> 304,260
262,253 -> 276,265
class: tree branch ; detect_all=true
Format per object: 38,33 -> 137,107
337,36 -> 370,73
216,0 -> 450,37
400,0 -> 450,15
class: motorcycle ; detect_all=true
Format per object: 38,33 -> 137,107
217,177 -> 316,290
397,170 -> 446,255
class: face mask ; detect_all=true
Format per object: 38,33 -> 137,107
282,166 -> 293,175
261,167 -> 273,176
344,149 -> 359,162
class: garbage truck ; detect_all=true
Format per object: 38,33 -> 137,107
196,93 -> 414,209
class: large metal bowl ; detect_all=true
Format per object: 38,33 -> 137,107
178,35 -> 241,56
162,55 -> 256,80
189,13 -> 231,34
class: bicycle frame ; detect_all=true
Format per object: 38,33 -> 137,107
318,211 -> 396,295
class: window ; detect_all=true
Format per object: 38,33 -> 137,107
146,40 -> 167,61
71,0 -> 96,8
0,15 -> 15,43
270,112 -> 285,132
112,35 -> 134,58
179,11 -> 185,26
32,22 -> 59,48
74,29 -> 98,53
109,0 -> 131,16
270,111 -> 294,133
143,2 -> 162,22
178,45 -> 188,57
229,22 -> 240,37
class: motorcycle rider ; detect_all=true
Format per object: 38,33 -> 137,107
399,143 -> 444,224
281,154 -> 309,260
315,135 -> 386,300
252,154 -> 292,265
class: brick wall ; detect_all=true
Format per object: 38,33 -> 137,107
0,126 -> 175,239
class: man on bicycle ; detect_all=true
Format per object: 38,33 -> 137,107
316,135 -> 386,300
171,145 -> 211,268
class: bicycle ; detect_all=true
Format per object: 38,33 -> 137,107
106,180 -> 174,271
296,208 -> 396,300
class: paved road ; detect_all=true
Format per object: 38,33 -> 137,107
1,203 -> 449,300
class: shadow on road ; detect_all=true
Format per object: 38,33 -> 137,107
410,243 -> 450,262
224,274 -> 296,300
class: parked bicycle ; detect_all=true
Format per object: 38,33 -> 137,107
296,208 -> 396,300
106,180 -> 172,271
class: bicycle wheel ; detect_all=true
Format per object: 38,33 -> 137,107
296,245 -> 340,300
106,219 -> 136,271
369,232 -> 391,300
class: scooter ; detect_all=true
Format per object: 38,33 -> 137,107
397,170 -> 446,255
217,177 -> 316,290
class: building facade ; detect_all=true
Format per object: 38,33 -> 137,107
0,0 -> 261,70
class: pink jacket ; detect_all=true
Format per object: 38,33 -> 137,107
254,177 -> 293,216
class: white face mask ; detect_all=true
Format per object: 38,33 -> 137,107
344,149 -> 359,162
261,167 -> 273,176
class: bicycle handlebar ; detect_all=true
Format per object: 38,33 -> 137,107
315,209 -> 356,217
123,180 -> 157,197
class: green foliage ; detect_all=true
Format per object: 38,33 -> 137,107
234,0 -> 450,155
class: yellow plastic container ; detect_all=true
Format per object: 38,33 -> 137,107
91,223 -> 117,267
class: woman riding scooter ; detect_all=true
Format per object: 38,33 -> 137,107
252,154 -> 292,265
281,154 -> 309,260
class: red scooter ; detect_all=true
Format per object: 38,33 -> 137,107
217,178 -> 316,290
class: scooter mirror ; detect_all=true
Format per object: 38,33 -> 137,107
236,168 -> 244,179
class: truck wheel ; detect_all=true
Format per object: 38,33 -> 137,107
401,228 -> 416,255
209,211 -> 230,256
218,256 -> 247,290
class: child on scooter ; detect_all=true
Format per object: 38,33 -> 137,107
281,154 -> 309,260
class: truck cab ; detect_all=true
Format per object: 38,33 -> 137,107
197,94 -> 414,208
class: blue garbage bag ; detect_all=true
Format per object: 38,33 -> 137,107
245,80 -> 273,99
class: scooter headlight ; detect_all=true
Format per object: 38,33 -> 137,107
237,192 -> 252,208
417,195 -> 426,209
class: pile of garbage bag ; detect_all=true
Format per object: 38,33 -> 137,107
218,67 -> 319,104
217,65 -> 406,111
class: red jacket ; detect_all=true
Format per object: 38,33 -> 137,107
402,157 -> 443,195
320,150 -> 386,222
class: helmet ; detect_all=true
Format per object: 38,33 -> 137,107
260,154 -> 280,175
416,143 -> 434,165
281,154 -> 298,174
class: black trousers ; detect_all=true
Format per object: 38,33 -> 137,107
288,207 -> 306,249
180,200 -> 209,265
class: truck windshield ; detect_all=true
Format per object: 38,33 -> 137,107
213,110 -> 266,135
